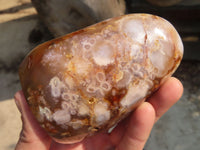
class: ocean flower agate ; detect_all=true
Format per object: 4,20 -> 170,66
18,14 -> 183,144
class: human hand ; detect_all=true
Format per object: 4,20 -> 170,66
14,77 -> 183,150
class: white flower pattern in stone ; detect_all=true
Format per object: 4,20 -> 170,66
86,72 -> 111,96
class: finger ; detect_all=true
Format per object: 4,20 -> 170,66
109,114 -> 129,145
116,102 -> 155,150
14,91 -> 51,150
147,77 -> 183,121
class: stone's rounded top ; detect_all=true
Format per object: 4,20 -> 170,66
120,13 -> 183,53
18,13 -> 183,144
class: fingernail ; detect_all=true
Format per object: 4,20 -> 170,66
14,92 -> 22,113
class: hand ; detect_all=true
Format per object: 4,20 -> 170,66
14,77 -> 183,150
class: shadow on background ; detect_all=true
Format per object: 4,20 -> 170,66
0,2 -> 52,101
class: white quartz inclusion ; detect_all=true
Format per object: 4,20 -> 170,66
52,109 -> 71,124
39,106 -> 52,121
94,102 -> 110,125
123,19 -> 145,44
78,103 -> 89,116
42,49 -> 67,72
120,81 -> 149,107
148,36 -> 174,74
49,76 -> 64,98
92,43 -> 114,66
149,49 -> 169,73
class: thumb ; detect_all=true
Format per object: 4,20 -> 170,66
116,102 -> 155,150
14,91 -> 51,150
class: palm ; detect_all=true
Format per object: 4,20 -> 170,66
51,132 -> 113,150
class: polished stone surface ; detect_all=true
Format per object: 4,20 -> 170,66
19,14 -> 183,143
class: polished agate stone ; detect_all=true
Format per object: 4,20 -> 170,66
19,14 -> 183,144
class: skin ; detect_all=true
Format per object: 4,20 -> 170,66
14,77 -> 183,150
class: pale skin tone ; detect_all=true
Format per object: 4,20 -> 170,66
14,77 -> 183,150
